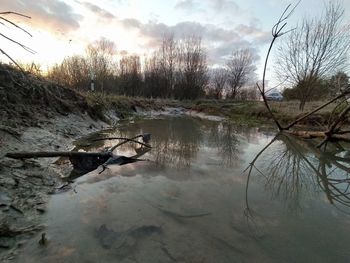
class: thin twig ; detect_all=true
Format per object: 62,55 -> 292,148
0,48 -> 25,74
0,32 -> 36,53
0,11 -> 31,18
0,16 -> 32,36
257,1 -> 300,131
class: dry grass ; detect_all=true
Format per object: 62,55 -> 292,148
83,93 -> 348,128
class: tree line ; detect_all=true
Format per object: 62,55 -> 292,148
42,1 -> 350,106
3,1 -> 348,108
45,35 -> 257,100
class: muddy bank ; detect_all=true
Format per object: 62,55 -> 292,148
0,63 -> 112,260
0,104 -> 226,260
0,113 -> 109,260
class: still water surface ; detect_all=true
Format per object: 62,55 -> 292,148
16,117 -> 350,262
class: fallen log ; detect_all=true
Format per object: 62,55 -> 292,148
5,151 -> 112,159
5,133 -> 152,176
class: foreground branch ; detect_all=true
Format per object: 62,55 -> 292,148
257,2 -> 300,131
0,11 -> 33,72
284,91 -> 350,130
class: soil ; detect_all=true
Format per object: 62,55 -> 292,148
0,63 -> 110,260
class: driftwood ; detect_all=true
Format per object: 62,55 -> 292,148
5,151 -> 112,159
5,133 -> 152,176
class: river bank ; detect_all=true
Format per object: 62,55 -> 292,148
85,92 -> 342,129
0,64 -> 111,260
0,63 -> 343,260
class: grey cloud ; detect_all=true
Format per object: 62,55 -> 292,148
1,0 -> 82,33
235,24 -> 270,45
80,2 -> 115,19
205,25 -> 240,42
174,0 -> 196,10
121,18 -> 142,29
211,0 -> 239,13
175,0 -> 240,15
173,0 -> 207,15
119,18 -> 262,65
171,21 -> 206,37
207,39 -> 256,65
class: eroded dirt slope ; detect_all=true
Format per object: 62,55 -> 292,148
0,63 -> 108,260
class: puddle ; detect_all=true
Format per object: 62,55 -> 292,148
13,117 -> 350,262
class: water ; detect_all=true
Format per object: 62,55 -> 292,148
15,117 -> 350,262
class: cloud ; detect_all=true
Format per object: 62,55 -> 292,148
174,0 -> 196,10
211,0 -> 239,13
116,18 -> 265,65
121,18 -> 142,29
235,24 -> 270,44
175,0 -> 240,15
80,2 -> 115,19
1,0 -> 82,33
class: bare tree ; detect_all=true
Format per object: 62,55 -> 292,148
175,35 -> 208,100
209,68 -> 227,99
143,34 -> 177,99
119,54 -> 142,96
275,1 -> 350,110
159,33 -> 178,97
47,55 -> 90,90
226,48 -> 256,99
86,38 -> 117,92
143,54 -> 167,98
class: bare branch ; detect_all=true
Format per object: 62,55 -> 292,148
0,16 -> 32,36
275,1 -> 350,110
285,90 -> 350,129
0,11 -> 34,72
0,11 -> 31,18
0,32 -> 35,54
0,48 -> 25,74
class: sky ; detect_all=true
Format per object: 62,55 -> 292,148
1,0 -> 350,85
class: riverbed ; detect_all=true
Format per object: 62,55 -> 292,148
12,117 -> 350,263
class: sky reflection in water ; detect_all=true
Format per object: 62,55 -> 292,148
15,117 -> 350,263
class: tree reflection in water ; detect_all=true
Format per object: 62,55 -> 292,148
245,133 -> 350,219
207,122 -> 241,166
105,118 -> 245,170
